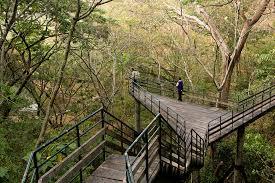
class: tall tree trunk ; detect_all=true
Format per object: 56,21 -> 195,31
35,0 -> 81,147
219,71 -> 233,105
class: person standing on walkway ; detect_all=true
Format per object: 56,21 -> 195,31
176,77 -> 183,101
131,68 -> 140,83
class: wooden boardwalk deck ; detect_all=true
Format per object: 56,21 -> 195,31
154,94 -> 227,137
132,86 -> 275,144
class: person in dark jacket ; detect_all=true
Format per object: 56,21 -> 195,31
176,77 -> 183,101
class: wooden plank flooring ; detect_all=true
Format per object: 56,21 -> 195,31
132,88 -> 275,143
86,155 -> 132,183
155,94 -> 227,137
132,89 -> 227,137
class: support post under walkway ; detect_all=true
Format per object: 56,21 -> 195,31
234,126 -> 245,183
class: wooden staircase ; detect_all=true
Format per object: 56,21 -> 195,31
22,108 -> 139,183
22,108 -> 189,183
86,155 -> 130,182
125,114 -> 189,182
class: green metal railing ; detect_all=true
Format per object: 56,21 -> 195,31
208,84 -> 275,143
22,108 -> 138,183
129,79 -> 186,136
125,114 -> 187,182
137,77 -> 236,108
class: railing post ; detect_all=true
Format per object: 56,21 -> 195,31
101,109 -> 106,160
158,116 -> 162,172
196,133 -> 198,165
33,151 -> 39,182
190,129 -> 193,163
145,131 -> 149,182
76,125 -> 83,182
177,131 -> 180,175
170,128 -> 172,166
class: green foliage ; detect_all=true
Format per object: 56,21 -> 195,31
200,156 -> 218,183
0,117 -> 41,182
244,131 -> 275,182
0,167 -> 9,180
0,83 -> 29,110
202,129 -> 275,183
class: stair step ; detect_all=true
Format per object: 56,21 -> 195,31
86,155 -> 133,183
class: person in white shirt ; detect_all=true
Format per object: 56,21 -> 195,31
131,68 -> 140,83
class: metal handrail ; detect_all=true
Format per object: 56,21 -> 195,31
137,77 -> 236,106
207,84 -> 275,143
124,114 -> 187,182
22,108 -> 139,183
129,78 -> 206,172
129,80 -> 187,135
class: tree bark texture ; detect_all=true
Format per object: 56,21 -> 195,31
35,0 -> 81,146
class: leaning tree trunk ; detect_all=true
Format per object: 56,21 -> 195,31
35,1 -> 81,147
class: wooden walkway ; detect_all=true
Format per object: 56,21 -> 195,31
155,94 -> 227,136
131,84 -> 275,144
24,82 -> 274,183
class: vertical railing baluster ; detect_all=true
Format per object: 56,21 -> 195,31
190,130 -> 193,164
158,116 -> 162,172
196,133 -> 198,165
170,129 -> 172,166
177,131 -> 180,175
76,125 -> 83,182
101,109 -> 105,161
145,131 -> 149,182
33,151 -> 39,182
